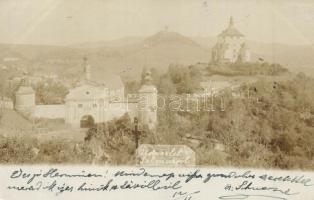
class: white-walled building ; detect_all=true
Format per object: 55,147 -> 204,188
14,64 -> 158,130
212,17 -> 251,63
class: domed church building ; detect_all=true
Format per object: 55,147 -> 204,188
212,17 -> 251,64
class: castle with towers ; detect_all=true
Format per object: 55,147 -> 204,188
14,64 -> 158,130
212,17 -> 250,63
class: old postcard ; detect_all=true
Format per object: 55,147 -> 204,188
0,0 -> 313,199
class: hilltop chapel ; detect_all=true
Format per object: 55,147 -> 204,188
212,17 -> 250,63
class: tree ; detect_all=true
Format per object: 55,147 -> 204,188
84,114 -> 153,165
124,80 -> 140,95
34,80 -> 68,104
167,64 -> 201,94
158,74 -> 176,94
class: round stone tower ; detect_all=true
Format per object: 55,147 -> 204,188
138,68 -> 158,130
15,79 -> 35,117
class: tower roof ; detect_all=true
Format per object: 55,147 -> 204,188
16,86 -> 34,95
16,77 -> 34,95
218,17 -> 244,37
141,67 -> 153,85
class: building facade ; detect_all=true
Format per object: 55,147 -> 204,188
14,65 -> 158,130
212,17 -> 250,64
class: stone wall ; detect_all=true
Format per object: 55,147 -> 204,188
0,100 -> 13,110
106,102 -> 138,121
34,105 -> 66,119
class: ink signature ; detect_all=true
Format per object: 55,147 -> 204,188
218,194 -> 287,200
172,191 -> 200,200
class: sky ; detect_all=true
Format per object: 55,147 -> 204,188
0,0 -> 313,46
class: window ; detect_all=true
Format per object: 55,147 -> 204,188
78,104 -> 83,108
86,91 -> 90,95
93,103 -> 97,108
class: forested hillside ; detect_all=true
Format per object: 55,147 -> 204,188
1,64 -> 313,169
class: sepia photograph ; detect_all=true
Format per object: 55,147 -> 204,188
0,0 -> 313,171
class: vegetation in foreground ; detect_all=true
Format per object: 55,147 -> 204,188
0,63 -> 313,170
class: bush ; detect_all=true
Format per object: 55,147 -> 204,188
0,135 -> 92,164
206,62 -> 288,76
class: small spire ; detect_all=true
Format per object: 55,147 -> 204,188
83,57 -> 91,81
229,16 -> 234,27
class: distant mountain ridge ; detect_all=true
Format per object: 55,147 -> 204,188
0,31 -> 314,79
76,31 -> 211,76
143,31 -> 202,48
72,36 -> 144,49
